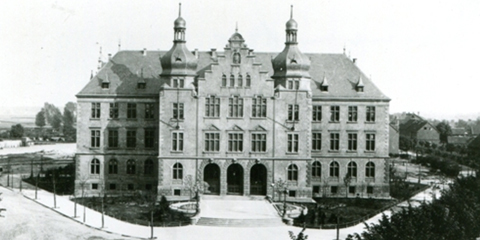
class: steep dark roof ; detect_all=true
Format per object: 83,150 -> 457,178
468,134 -> 480,150
400,119 -> 429,134
77,50 -> 390,101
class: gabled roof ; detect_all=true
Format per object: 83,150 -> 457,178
78,50 -> 389,101
400,118 -> 438,134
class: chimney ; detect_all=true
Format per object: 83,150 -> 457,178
352,58 -> 357,64
142,48 -> 147,56
194,48 -> 198,59
248,49 -> 254,56
108,53 -> 112,61
210,48 -> 217,58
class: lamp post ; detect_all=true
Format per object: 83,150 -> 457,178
283,188 -> 288,217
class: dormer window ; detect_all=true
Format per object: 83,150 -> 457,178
320,85 -> 328,92
137,82 -> 146,89
173,78 -> 184,88
356,76 -> 364,92
101,82 -> 109,89
356,86 -> 364,92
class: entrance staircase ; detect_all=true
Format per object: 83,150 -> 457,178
195,195 -> 284,227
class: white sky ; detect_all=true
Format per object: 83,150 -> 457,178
1,0 -> 479,120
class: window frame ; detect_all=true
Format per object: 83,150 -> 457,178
366,162 -> 375,178
172,132 -> 184,152
126,130 -> 137,148
144,128 -> 155,149
312,132 -> 322,151
366,133 -> 376,151
204,132 -> 220,152
348,106 -> 358,122
127,103 -> 137,119
329,133 -> 340,151
228,132 -> 243,152
330,161 -> 339,177
251,133 -> 267,152
205,96 -> 220,117
91,102 -> 101,119
145,103 -> 155,119
228,96 -> 244,118
312,105 -> 322,122
287,164 -> 298,181
108,129 -> 119,148
287,133 -> 299,153
90,158 -> 100,174
348,133 -> 357,151
109,103 -> 119,119
173,102 -> 184,120
108,159 -> 118,174
144,159 -> 154,175
347,161 -> 357,178
90,129 -> 100,148
252,96 -> 267,118
330,106 -> 340,122
126,159 -> 136,175
287,104 -> 299,121
173,163 -> 183,180
366,106 -> 376,122
312,161 -> 321,178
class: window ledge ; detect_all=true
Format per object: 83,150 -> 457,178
106,147 -> 120,150
89,147 -> 101,150
145,118 -> 156,121
312,121 -> 322,123
170,118 -> 184,122
328,150 -> 340,153
170,151 -> 184,154
286,120 -> 300,123
250,117 -> 267,120
107,118 -> 119,121
204,117 -> 220,119
285,152 -> 299,155
311,150 -> 322,152
90,118 -> 101,121
249,151 -> 268,154
364,150 -> 376,153
347,121 -> 358,124
365,121 -> 376,124
202,151 -> 220,154
226,151 -> 244,154
346,150 -> 358,153
227,117 -> 244,120
126,118 -> 138,121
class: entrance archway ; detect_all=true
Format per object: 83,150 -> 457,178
227,164 -> 243,195
204,163 -> 220,195
250,164 -> 267,195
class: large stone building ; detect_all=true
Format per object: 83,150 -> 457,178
75,6 -> 391,201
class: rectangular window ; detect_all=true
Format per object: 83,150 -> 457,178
228,133 -> 243,152
126,130 -> 136,148
109,103 -> 119,119
367,186 -> 373,194
173,103 -> 184,120
330,133 -> 339,151
145,103 -> 154,119
91,183 -> 98,190
313,186 -> 320,194
108,129 -> 118,148
174,189 -> 181,196
144,128 -> 155,148
172,78 -> 184,88
287,133 -> 299,153
251,133 -> 267,152
128,184 -> 134,191
312,105 -> 322,121
312,132 -> 322,151
349,186 -> 356,194
366,106 -> 376,122
287,79 -> 300,90
205,133 -> 220,152
331,186 -> 338,194
205,96 -> 220,117
91,130 -> 100,148
91,103 -> 101,119
228,96 -> 243,117
366,133 -> 376,151
288,190 -> 296,197
348,133 -> 357,151
288,104 -> 299,121
172,132 -> 184,151
348,106 -> 357,122
330,106 -> 340,122
109,183 -> 116,190
127,103 -> 137,119
252,97 -> 267,118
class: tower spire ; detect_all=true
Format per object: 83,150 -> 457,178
178,3 -> 181,17
235,22 -> 238,33
290,5 -> 293,19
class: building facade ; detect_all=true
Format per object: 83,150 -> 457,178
75,6 -> 391,201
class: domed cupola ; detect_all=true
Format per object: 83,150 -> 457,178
160,3 -> 197,76
228,23 -> 246,49
272,5 -> 310,79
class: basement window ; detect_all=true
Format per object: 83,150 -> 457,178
92,183 -> 98,190
174,189 -> 181,196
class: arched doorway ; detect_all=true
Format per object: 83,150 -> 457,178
227,164 -> 243,195
250,164 -> 267,195
204,163 -> 220,195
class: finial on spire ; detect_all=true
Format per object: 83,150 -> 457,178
235,22 -> 238,33
118,39 -> 121,51
290,5 -> 293,19
178,3 -> 182,17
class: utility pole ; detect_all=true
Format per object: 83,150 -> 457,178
52,171 -> 57,208
7,157 -> 10,187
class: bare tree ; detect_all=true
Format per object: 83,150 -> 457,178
343,173 -> 352,198
77,177 -> 89,223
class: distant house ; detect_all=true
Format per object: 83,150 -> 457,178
21,137 -> 34,146
389,116 -> 399,155
399,113 -> 440,144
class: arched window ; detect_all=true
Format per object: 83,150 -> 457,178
144,159 -> 154,175
173,163 -> 183,180
312,161 -> 321,178
366,162 -> 375,178
222,74 -> 227,87
233,52 -> 241,64
287,164 -> 298,181
108,159 -> 118,174
238,74 -> 243,87
126,159 -> 136,174
347,162 -> 357,178
91,158 -> 100,174
330,161 -> 339,177
230,74 -> 235,87
246,74 -> 251,87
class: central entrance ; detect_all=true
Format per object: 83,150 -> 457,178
204,163 -> 220,195
227,163 -> 243,195
250,164 -> 267,195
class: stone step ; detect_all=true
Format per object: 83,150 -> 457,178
196,217 -> 284,227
